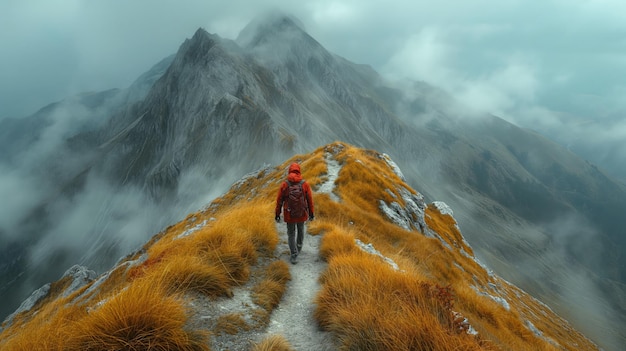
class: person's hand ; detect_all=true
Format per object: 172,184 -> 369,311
309,214 -> 315,221
275,215 -> 281,223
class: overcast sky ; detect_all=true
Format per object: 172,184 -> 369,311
1,0 -> 625,133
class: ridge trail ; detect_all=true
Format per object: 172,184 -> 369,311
264,226 -> 334,350
260,152 -> 342,349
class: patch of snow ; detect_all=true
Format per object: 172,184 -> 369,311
460,248 -> 474,259
524,320 -> 560,347
316,152 -> 341,202
525,320 -> 544,337
356,239 -> 399,271
472,286 -> 511,311
432,201 -> 453,216
454,262 -> 465,272
177,219 -> 209,239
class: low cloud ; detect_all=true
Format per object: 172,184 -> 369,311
27,174 -> 167,269
0,167 -> 45,238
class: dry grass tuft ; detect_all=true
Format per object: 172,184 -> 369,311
215,313 -> 250,335
68,278 -> 209,351
264,260 -> 292,285
314,240 -> 492,351
251,260 -> 291,325
252,280 -> 286,312
318,226 -> 359,261
250,308 -> 271,328
149,254 -> 233,297
251,334 -> 295,351
0,302 -> 85,350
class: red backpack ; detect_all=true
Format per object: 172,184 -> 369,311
285,180 -> 306,218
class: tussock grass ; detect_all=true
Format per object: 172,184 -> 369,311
0,302 -> 85,350
297,151 -> 327,189
252,261 -> 291,314
425,204 -> 474,256
215,313 -> 250,335
264,259 -> 292,285
251,334 -> 295,351
252,280 -> 286,311
132,201 -> 279,291
68,278 -> 209,351
0,277 -> 209,351
152,254 -> 233,297
318,226 -> 359,261
314,250 -> 492,351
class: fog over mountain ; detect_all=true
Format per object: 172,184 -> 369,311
1,3 -> 625,350
2,1 -> 625,182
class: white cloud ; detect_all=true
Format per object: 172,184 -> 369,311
384,28 -> 454,85
0,167 -> 45,237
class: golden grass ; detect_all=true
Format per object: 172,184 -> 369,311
0,200 -> 281,350
263,259 -> 292,285
0,277 -> 209,351
425,204 -> 475,256
314,250 -> 492,351
251,334 -> 295,351
214,313 -> 250,335
252,261 -> 291,314
0,302 -> 84,350
67,278 -> 209,351
151,254 -> 233,297
318,225 -> 359,261
252,280 -> 285,311
129,200 -> 280,293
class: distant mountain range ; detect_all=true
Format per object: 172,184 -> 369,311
0,13 -> 624,349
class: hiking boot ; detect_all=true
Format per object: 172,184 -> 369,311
290,254 -> 298,264
297,245 -> 302,255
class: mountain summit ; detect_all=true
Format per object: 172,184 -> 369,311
0,143 -> 600,350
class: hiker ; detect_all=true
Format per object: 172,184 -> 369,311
275,163 -> 314,264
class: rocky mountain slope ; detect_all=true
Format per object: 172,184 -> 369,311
0,143 -> 601,350
0,13 -> 624,350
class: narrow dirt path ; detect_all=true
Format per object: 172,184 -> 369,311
265,226 -> 335,350
261,151 -> 342,350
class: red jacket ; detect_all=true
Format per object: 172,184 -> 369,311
276,163 -> 314,223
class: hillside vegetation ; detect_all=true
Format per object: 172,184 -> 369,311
0,142 -> 599,350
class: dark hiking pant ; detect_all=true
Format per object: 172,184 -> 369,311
287,222 -> 305,256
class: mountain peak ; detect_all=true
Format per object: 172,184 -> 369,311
236,12 -> 307,48
0,142 -> 600,351
235,12 -> 328,69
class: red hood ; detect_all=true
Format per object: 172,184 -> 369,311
287,163 -> 302,183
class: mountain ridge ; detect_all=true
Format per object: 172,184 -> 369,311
0,142 -> 601,350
